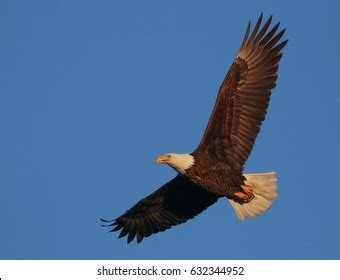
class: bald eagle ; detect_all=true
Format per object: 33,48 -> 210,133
102,14 -> 288,244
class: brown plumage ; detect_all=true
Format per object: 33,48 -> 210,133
102,14 -> 287,243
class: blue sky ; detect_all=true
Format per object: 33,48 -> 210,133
1,0 -> 340,259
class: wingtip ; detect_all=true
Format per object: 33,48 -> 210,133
127,236 -> 134,244
280,39 -> 289,49
136,234 -> 144,244
118,228 -> 129,239
271,21 -> 280,31
100,218 -> 115,223
268,15 -> 273,24
109,223 -> 123,232
246,21 -> 251,31
100,218 -> 118,228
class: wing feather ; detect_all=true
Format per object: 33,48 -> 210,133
102,175 -> 219,244
196,15 -> 287,169
247,13 -> 263,43
254,15 -> 272,42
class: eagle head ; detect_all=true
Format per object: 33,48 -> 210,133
156,153 -> 195,174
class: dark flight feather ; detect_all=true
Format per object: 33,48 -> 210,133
102,175 -> 219,243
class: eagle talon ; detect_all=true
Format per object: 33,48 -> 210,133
234,185 -> 254,203
241,185 -> 253,195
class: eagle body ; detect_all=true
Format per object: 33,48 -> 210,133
102,14 -> 287,244
186,152 -> 244,197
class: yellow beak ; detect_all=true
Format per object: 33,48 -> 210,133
156,155 -> 171,164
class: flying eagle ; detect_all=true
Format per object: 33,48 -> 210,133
102,14 -> 288,244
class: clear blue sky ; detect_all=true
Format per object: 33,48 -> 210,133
1,0 -> 339,259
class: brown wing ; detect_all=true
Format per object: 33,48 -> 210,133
101,175 -> 219,244
196,14 -> 288,170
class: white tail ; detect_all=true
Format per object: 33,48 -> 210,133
228,172 -> 278,221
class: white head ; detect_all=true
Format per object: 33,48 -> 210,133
156,153 -> 195,174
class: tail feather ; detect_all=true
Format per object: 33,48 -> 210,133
228,172 -> 277,221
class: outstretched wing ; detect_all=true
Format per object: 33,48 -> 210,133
101,175 -> 219,244
196,14 -> 288,170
